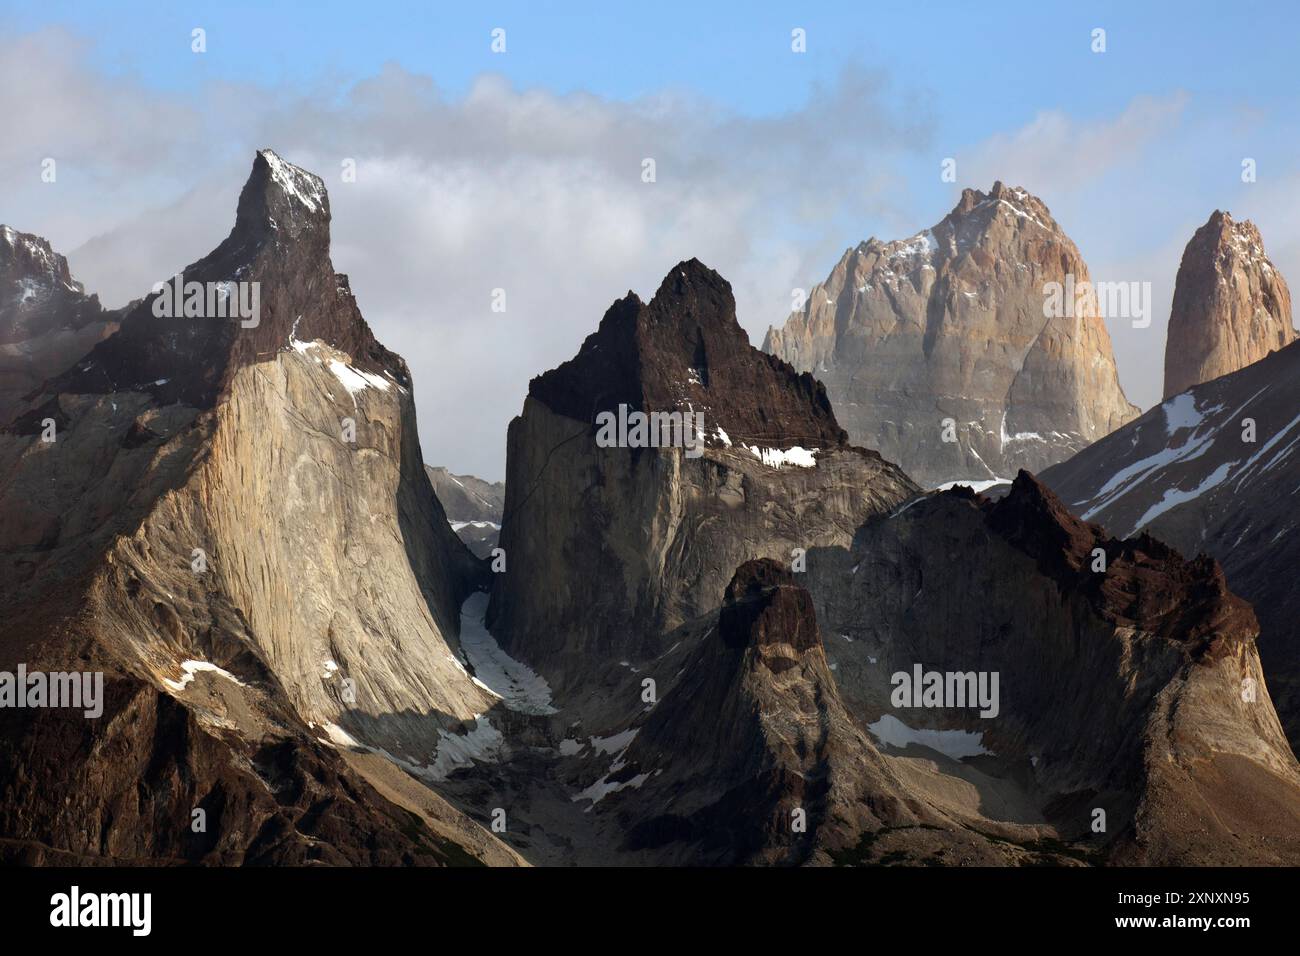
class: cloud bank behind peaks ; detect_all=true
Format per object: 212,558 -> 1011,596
4,33 -> 935,478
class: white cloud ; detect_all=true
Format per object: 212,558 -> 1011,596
8,30 -> 1285,478
959,93 -> 1190,198
2,31 -> 934,479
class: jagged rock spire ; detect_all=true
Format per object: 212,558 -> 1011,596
1163,210 -> 1295,398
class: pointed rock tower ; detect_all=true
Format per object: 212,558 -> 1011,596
0,151 -> 510,864
1162,210 -> 1295,398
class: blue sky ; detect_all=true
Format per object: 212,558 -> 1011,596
11,1 -> 1296,132
3,1 -> 1298,478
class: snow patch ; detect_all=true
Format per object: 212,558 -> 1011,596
1163,392 -> 1203,435
288,315 -> 320,358
261,149 -> 325,213
163,659 -> 247,693
327,358 -> 392,401
748,445 -> 818,468
1132,461 -> 1233,530
590,728 -> 638,755
457,593 -> 556,715
320,722 -> 361,748
428,716 -> 505,780
934,477 -> 1012,494
572,771 -> 652,807
450,520 -> 501,532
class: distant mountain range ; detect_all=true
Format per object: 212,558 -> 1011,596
424,465 -> 504,559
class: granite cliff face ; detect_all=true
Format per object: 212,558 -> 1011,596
486,258 -> 917,695
763,183 -> 1139,487
1044,339 -> 1300,754
0,226 -> 117,423
1163,211 -> 1295,398
0,151 -> 517,865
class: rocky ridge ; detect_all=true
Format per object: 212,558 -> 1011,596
0,225 -> 118,423
1043,338 -> 1300,753
795,473 -> 1300,864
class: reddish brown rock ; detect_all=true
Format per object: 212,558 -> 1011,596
1163,210 -> 1295,398
1044,338 -> 1300,752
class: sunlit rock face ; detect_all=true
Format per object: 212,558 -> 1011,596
0,151 -> 508,865
1163,210 -> 1295,399
764,183 -> 1139,488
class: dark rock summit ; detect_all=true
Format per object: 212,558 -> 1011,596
0,225 -> 117,422
614,557 -> 923,865
987,472 -> 1254,653
50,149 -> 406,412
718,559 -> 820,656
488,258 -> 916,693
531,258 -> 847,450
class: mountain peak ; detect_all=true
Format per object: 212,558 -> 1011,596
946,181 -> 1057,233
231,149 -> 330,243
0,225 -> 113,421
529,259 -> 847,450
764,181 -> 1137,487
1196,209 -> 1264,250
1,225 -> 104,351
38,149 -> 399,410
650,257 -> 729,299
987,469 -> 1097,575
984,470 -> 1254,652
718,558 -> 821,657
0,224 -> 79,291
1163,208 -> 1295,398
